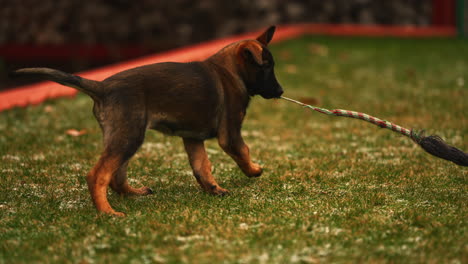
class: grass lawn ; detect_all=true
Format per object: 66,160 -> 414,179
0,36 -> 467,263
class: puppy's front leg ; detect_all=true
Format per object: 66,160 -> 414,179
218,132 -> 263,178
183,138 -> 229,195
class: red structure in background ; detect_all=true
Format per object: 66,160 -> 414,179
432,0 -> 456,26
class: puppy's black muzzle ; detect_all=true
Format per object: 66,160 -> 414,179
276,88 -> 284,98
261,86 -> 284,99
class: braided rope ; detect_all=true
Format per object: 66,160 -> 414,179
280,96 -> 468,166
280,96 -> 421,141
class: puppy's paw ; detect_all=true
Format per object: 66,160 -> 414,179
247,163 -> 263,178
113,211 -> 126,217
137,186 -> 154,195
125,186 -> 154,196
209,185 -> 230,196
99,210 -> 126,217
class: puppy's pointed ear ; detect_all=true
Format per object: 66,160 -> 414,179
242,46 -> 263,66
256,26 -> 276,46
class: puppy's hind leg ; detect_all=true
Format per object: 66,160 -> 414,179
87,153 -> 127,216
87,122 -> 146,216
110,161 -> 154,196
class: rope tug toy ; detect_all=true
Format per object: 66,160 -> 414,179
280,96 -> 468,167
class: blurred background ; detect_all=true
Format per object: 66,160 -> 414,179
0,0 -> 464,90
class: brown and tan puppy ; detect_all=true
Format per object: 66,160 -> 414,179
14,26 -> 283,216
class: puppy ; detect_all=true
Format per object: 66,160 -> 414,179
14,26 -> 283,216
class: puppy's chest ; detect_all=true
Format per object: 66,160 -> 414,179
147,112 -> 217,140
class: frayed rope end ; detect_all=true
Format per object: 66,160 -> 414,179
412,132 -> 468,167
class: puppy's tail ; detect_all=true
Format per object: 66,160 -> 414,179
11,68 -> 103,100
